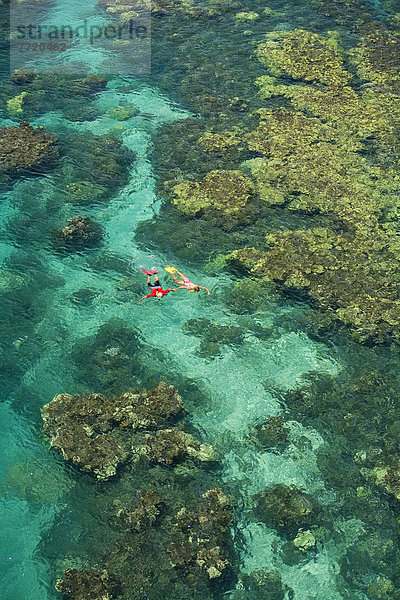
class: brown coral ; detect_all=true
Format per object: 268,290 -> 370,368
0,121 -> 58,177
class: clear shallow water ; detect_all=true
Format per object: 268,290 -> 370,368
1,0 -> 399,599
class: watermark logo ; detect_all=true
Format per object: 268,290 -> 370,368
10,0 -> 151,76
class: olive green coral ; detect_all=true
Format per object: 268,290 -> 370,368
353,24 -> 400,91
227,224 -> 400,343
256,29 -> 350,87
172,169 -> 253,216
229,26 -> 400,342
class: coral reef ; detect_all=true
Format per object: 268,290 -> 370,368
153,118 -> 249,191
97,0 -> 239,18
197,131 -> 241,155
10,69 -> 37,85
172,170 -> 253,217
353,24 -> 400,92
66,181 -> 107,205
4,74 -> 107,123
118,489 -> 165,531
256,29 -> 349,86
223,26 -> 400,343
292,529 -> 316,552
114,382 -> 185,431
55,568 -> 120,600
42,378 -> 235,597
140,429 -> 214,466
109,105 -> 138,121
254,483 -> 318,536
57,132 -> 133,193
183,318 -> 244,357
41,382 -> 185,479
234,11 -> 259,22
71,75 -> 108,94
52,216 -> 104,251
253,416 -> 290,449
0,121 -> 58,177
70,319 -> 142,392
225,277 -> 277,315
42,392 -> 125,480
168,488 -> 235,581
233,570 -> 288,600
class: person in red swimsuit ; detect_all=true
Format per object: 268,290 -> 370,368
137,271 -> 181,302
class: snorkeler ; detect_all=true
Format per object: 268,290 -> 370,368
137,270 -> 181,302
164,267 -> 210,294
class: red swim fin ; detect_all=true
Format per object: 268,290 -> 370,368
142,269 -> 158,275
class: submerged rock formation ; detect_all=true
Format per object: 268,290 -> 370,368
118,489 -> 165,532
42,381 -> 217,480
182,317 -> 244,358
254,483 -> 318,536
52,216 -> 104,251
234,569 -> 289,600
253,416 -> 290,449
55,568 -> 120,600
139,429 -> 215,466
168,488 -> 235,581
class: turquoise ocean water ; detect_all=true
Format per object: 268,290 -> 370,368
1,0 -> 400,598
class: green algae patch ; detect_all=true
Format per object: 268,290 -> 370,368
109,104 -> 138,121
197,131 -> 241,154
172,169 -> 253,216
353,25 -> 400,91
256,29 -> 350,87
7,91 -> 27,116
66,181 -> 107,204
234,11 -> 259,21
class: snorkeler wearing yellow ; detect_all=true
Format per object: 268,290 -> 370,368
165,266 -> 211,294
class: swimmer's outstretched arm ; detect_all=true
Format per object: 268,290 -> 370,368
136,294 -> 150,303
199,286 -> 211,294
